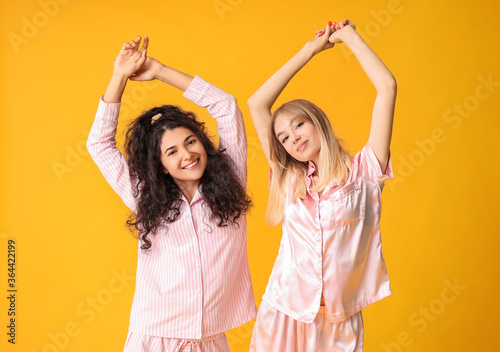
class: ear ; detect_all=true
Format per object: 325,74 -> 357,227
163,168 -> 169,175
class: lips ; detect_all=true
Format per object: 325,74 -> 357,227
297,141 -> 308,152
183,159 -> 199,169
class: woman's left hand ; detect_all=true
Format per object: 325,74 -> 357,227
328,19 -> 357,44
112,36 -> 148,78
129,55 -> 164,82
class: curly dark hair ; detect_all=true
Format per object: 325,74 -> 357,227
124,105 -> 252,251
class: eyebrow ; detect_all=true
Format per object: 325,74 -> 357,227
276,116 -> 300,139
164,134 -> 196,154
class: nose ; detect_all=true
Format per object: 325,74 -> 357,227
180,147 -> 193,160
291,131 -> 301,144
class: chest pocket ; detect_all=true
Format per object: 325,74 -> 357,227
330,182 -> 365,228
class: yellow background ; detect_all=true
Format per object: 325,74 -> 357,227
1,0 -> 499,351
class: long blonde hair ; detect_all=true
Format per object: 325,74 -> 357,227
266,99 -> 352,226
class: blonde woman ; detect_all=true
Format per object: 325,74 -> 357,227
247,19 -> 397,351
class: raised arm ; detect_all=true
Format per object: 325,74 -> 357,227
247,22 -> 336,165
130,48 -> 246,183
103,36 -> 148,103
128,40 -> 193,92
88,36 -> 149,213
329,20 -> 397,172
183,77 -> 248,184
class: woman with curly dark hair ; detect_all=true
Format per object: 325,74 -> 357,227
87,36 -> 256,351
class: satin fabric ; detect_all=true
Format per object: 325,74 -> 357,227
123,332 -> 229,352
250,301 -> 363,352
262,143 -> 393,324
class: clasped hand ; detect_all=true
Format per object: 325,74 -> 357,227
112,36 -> 163,81
306,19 -> 357,55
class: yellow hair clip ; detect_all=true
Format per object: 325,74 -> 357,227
151,113 -> 162,125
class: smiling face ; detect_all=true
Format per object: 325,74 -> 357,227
159,127 -> 208,190
274,112 -> 321,165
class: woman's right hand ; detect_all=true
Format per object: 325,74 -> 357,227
112,36 -> 148,78
304,21 -> 335,56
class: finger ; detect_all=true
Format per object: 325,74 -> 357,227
134,36 -> 141,47
328,32 -> 336,43
137,49 -> 147,66
327,21 -> 333,33
331,21 -> 337,32
141,36 -> 149,52
324,21 -> 332,37
345,19 -> 356,30
336,20 -> 343,30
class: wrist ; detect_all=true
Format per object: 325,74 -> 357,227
338,26 -> 361,44
300,44 -> 317,60
155,64 -> 169,81
111,72 -> 130,82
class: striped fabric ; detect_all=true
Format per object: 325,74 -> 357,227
123,332 -> 229,352
87,76 -> 256,340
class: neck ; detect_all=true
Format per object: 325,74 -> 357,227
311,159 -> 320,177
174,180 -> 200,204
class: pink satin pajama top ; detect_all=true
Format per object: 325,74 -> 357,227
262,143 -> 393,323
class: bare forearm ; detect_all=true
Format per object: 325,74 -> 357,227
341,27 -> 396,92
248,45 -> 315,110
335,26 -> 396,167
155,65 -> 194,92
103,74 -> 128,103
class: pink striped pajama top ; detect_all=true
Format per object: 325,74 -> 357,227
87,76 -> 257,340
